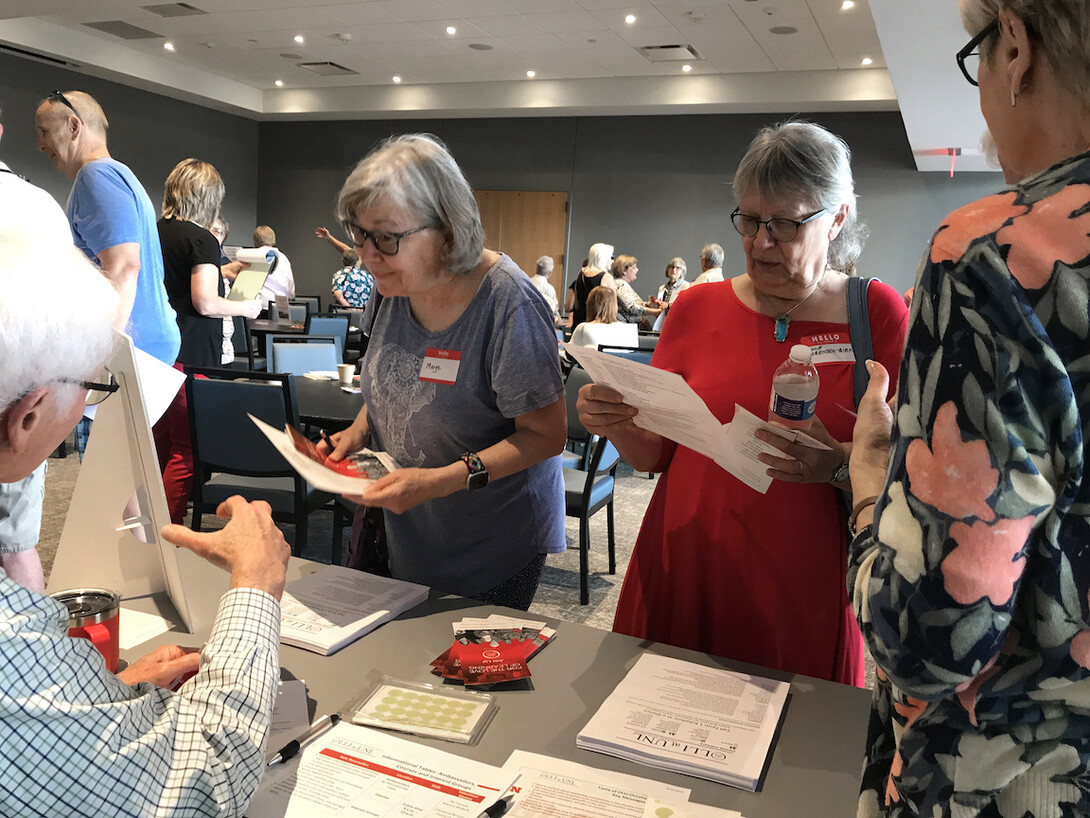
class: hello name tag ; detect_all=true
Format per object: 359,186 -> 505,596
419,348 -> 461,384
803,332 -> 856,365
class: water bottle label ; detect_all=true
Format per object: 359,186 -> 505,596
771,394 -> 817,422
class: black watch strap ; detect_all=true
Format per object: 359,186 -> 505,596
459,452 -> 488,491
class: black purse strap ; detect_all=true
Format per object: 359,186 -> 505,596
846,276 -> 873,408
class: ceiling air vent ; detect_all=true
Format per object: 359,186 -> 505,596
0,43 -> 79,68
84,21 -> 161,40
140,3 -> 207,17
638,44 -> 704,63
298,61 -> 358,76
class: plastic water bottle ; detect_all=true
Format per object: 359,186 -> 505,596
769,344 -> 820,430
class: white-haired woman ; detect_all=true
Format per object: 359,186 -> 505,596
324,134 -> 565,610
565,242 -> 616,329
848,1 -> 1090,814
578,121 -> 908,686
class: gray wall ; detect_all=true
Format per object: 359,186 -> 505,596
258,112 -> 1002,303
0,51 -> 259,240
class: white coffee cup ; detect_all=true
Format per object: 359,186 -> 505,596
337,363 -> 354,387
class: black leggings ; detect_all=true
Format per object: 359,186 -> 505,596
471,553 -> 547,611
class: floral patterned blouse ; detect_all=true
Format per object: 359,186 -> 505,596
331,265 -> 374,308
849,149 -> 1090,817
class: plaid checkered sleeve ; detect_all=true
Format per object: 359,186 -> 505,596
0,580 -> 281,817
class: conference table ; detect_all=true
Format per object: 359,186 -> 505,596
122,553 -> 871,818
294,376 -> 363,430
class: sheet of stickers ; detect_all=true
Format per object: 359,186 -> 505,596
431,614 -> 557,689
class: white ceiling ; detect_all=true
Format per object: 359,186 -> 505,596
0,0 -> 994,172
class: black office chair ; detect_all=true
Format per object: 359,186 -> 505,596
564,434 -> 620,605
185,367 -> 346,556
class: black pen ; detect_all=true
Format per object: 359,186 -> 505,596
476,795 -> 513,818
267,714 -> 341,766
319,429 -> 335,451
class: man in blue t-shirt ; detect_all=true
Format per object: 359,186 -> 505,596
35,90 -> 180,367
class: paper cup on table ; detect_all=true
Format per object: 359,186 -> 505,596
337,363 -> 354,387
51,588 -> 121,672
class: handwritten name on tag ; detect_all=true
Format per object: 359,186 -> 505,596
419,348 -> 461,384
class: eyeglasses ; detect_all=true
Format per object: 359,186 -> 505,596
59,370 -> 119,406
342,221 -> 432,256
48,90 -> 81,120
731,208 -> 827,243
956,19 -> 998,86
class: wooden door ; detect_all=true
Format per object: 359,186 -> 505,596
474,190 -> 568,298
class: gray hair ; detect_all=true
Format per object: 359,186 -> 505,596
161,158 -> 224,228
336,133 -> 483,275
40,91 -> 109,137
586,243 -> 614,273
341,248 -> 360,267
535,255 -> 554,277
667,257 -> 687,278
959,0 -> 1090,100
701,243 -> 724,268
0,233 -> 122,415
732,121 -> 867,275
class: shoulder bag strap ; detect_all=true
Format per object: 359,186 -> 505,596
846,276 -> 873,408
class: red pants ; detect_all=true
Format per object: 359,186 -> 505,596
152,363 -> 192,525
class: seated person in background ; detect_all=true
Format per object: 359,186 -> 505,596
332,248 -> 374,308
611,254 -> 662,327
529,255 -> 561,324
569,286 -> 638,351
253,224 -> 295,306
0,232 -> 291,817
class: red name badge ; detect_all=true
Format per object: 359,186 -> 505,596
420,348 -> 461,384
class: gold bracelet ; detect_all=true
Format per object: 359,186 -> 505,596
848,495 -> 880,537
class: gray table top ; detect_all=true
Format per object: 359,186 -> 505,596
123,555 -> 870,817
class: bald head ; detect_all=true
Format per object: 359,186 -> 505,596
35,91 -> 110,180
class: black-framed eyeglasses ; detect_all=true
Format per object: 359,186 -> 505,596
342,221 -> 432,256
730,208 -> 827,243
48,90 -> 81,120
59,370 -> 119,406
956,19 -> 998,86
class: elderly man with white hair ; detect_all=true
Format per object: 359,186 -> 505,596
0,233 -> 292,816
529,255 -> 560,323
689,243 -> 725,286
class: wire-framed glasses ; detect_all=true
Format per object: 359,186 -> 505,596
60,369 -> 119,406
342,221 -> 432,256
730,208 -> 827,243
956,19 -> 998,86
48,90 -> 82,120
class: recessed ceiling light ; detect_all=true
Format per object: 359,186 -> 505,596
163,41 -> 175,51
294,35 -> 304,44
392,75 -> 402,83
274,79 -> 284,87
682,64 -> 692,72
861,56 -> 872,66
841,0 -> 855,8
446,25 -> 457,35
625,14 -> 636,24
526,70 -> 536,78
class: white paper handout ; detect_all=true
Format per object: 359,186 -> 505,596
577,653 -> 789,791
250,415 -> 399,495
279,565 -> 429,656
502,750 -> 690,818
715,404 -> 833,494
249,721 -> 518,818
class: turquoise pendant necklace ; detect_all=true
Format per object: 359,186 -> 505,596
770,273 -> 825,342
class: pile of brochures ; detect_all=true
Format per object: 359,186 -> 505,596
430,614 -> 556,688
577,653 -> 789,791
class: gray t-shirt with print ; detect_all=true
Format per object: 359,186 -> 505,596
361,254 -> 565,596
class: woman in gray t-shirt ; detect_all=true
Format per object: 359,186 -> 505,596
323,134 -> 566,610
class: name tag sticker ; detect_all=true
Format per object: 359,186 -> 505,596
802,333 -> 856,365
420,348 -> 461,384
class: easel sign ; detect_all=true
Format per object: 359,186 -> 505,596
47,332 -> 195,633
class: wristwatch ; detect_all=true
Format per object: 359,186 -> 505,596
459,452 -> 489,492
832,460 -> 850,484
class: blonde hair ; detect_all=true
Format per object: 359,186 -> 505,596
585,285 -> 618,323
586,243 -> 614,273
611,255 -> 637,278
161,159 -> 224,228
253,225 -> 276,247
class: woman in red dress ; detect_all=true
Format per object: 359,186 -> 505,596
577,122 -> 908,685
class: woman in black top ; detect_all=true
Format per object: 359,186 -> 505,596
566,242 -> 616,329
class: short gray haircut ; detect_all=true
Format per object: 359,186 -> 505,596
586,243 -> 614,273
161,158 -> 224,228
40,91 -> 109,137
959,0 -> 1090,100
535,255 -> 554,277
701,243 -> 724,268
667,257 -> 687,277
336,133 -> 483,276
732,120 -> 868,275
0,232 -> 122,415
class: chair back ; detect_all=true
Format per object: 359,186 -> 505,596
186,368 -> 300,476
294,295 -> 322,314
586,435 -> 620,478
270,335 -> 339,375
288,303 -> 308,324
564,366 -> 593,445
305,314 -> 350,361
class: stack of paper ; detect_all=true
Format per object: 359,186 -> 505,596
577,653 -> 789,791
279,565 -> 429,656
430,613 -> 556,688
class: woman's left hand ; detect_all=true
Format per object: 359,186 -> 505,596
347,467 -> 452,515
755,414 -> 847,484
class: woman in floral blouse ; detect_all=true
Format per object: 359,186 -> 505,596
331,248 -> 374,308
848,1 -> 1090,815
